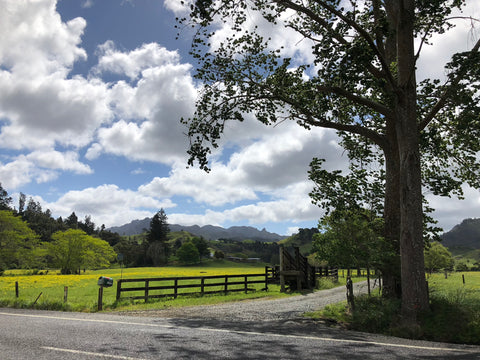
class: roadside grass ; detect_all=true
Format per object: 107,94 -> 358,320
305,272 -> 480,345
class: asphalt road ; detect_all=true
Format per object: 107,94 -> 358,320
1,308 -> 480,359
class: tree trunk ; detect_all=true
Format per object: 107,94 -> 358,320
381,140 -> 402,299
394,0 -> 429,324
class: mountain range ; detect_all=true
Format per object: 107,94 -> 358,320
109,216 -> 480,247
108,218 -> 287,242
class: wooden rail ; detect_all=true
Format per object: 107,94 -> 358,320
116,273 -> 270,302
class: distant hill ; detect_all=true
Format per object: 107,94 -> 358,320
108,218 -> 287,242
441,218 -> 480,249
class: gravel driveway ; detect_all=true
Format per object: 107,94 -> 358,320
122,281 -> 369,322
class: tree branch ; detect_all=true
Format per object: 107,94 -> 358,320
419,36 -> 480,131
310,0 -> 396,88
315,85 -> 394,117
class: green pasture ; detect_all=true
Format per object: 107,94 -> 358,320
0,262 -> 371,313
0,262 -> 285,312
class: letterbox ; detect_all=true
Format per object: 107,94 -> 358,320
98,276 -> 113,287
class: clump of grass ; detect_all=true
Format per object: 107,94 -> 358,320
351,295 -> 401,333
316,277 -> 339,290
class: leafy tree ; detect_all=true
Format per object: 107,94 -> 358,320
48,229 -> 116,274
113,237 -> 144,267
424,242 -> 454,274
176,241 -> 200,265
179,1 -> 480,323
214,250 -> 225,259
22,198 -> 62,242
0,210 -> 40,271
192,236 -> 210,260
314,208 -> 388,272
0,183 -> 12,211
98,226 -> 122,247
17,192 -> 26,215
65,212 -> 79,229
78,215 -> 95,235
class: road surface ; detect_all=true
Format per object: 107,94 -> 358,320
1,308 -> 479,359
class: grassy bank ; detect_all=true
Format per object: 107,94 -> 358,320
306,271 -> 480,345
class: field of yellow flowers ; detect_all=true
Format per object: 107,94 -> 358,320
0,262 -> 280,312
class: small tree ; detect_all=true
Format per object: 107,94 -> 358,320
176,242 -> 200,265
424,242 -> 454,274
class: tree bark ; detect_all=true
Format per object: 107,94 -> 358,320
381,131 -> 402,299
394,0 -> 429,323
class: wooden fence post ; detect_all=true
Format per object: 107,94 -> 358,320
244,276 -> 248,293
97,286 -> 103,311
116,280 -> 122,300
64,286 -> 68,303
264,268 -> 268,291
201,278 -> 205,295
174,279 -> 178,298
144,280 -> 149,302
224,276 -> 228,295
15,281 -> 19,298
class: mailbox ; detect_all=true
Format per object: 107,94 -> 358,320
98,276 -> 113,287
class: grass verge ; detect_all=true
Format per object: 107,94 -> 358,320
304,272 -> 480,345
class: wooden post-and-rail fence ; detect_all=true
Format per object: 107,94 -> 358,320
116,272 -> 270,302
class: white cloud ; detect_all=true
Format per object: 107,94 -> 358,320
93,44 -> 197,164
26,150 -> 92,174
93,42 -> 181,80
163,0 -> 190,15
46,184 -> 176,227
0,0 -> 86,76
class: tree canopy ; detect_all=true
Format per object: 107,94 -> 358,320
48,229 -> 116,274
0,210 -> 40,271
179,0 -> 480,323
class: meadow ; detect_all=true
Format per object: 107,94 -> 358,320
0,261 -> 291,312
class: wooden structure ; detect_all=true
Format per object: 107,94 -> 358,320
279,246 -> 316,292
116,272 -> 272,302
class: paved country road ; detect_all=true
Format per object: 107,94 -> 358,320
1,284 -> 480,359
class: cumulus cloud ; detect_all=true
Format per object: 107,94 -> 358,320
47,184 -> 176,227
93,43 -> 197,164
93,42 -> 181,81
0,0 -> 111,188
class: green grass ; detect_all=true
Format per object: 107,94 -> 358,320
305,271 -> 480,345
0,262 -> 288,312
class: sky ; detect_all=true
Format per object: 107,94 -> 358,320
0,0 -> 479,236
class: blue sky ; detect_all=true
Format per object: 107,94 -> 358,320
0,0 -> 479,235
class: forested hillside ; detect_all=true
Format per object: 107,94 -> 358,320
441,218 -> 480,249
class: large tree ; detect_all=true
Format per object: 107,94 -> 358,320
48,229 -> 116,274
179,1 -> 480,323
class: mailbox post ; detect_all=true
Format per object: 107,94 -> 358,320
97,276 -> 113,311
